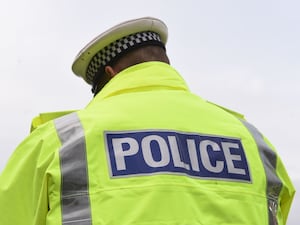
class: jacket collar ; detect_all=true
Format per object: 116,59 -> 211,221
87,62 -> 190,107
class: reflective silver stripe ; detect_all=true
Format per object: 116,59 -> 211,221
241,120 -> 282,225
54,113 -> 92,225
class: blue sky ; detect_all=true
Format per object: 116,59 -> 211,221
0,0 -> 299,223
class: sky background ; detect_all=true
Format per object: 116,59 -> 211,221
0,0 -> 299,223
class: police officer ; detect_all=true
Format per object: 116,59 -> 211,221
0,17 -> 295,225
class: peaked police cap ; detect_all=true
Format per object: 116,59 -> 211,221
71,17 -> 168,91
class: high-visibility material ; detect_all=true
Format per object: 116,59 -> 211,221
30,110 -> 75,132
0,62 -> 295,225
55,113 -> 92,225
241,120 -> 286,224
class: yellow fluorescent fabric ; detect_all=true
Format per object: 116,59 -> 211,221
0,62 -> 295,225
30,110 -> 76,132
0,121 -> 63,225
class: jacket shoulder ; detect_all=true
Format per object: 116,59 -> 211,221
207,101 -> 245,119
30,110 -> 76,132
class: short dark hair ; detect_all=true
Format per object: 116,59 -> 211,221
93,45 -> 169,95
110,45 -> 170,73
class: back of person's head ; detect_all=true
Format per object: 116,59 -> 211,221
109,45 -> 170,77
93,45 -> 170,95
72,17 -> 168,95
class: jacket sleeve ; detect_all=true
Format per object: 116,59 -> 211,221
264,137 -> 296,225
0,122 -> 60,225
276,156 -> 295,224
239,118 -> 295,225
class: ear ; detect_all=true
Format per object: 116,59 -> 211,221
105,66 -> 117,78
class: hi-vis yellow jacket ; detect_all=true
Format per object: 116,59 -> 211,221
0,62 -> 295,225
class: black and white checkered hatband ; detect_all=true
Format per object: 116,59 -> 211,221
86,31 -> 164,89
